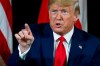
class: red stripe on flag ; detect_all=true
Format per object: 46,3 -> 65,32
75,19 -> 82,30
38,0 -> 49,24
0,0 -> 12,30
0,30 -> 11,65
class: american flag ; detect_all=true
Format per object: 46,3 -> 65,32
0,0 -> 12,65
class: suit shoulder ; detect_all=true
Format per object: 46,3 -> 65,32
29,23 -> 49,29
28,23 -> 51,37
74,28 -> 100,43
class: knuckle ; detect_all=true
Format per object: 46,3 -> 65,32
19,31 -> 22,35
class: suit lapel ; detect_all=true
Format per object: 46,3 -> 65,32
40,24 -> 54,66
68,39 -> 85,66
68,27 -> 85,66
41,37 -> 54,66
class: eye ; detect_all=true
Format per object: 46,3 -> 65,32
51,10 -> 58,14
61,10 -> 68,15
62,10 -> 67,13
52,10 -> 58,12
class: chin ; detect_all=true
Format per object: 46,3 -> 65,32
55,28 -> 63,31
54,29 -> 63,34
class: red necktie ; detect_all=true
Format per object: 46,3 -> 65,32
54,36 -> 66,66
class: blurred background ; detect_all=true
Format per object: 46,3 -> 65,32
0,0 -> 100,65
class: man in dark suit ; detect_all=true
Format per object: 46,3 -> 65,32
8,0 -> 100,66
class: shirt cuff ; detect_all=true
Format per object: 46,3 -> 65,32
18,45 -> 31,60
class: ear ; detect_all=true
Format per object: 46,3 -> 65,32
73,14 -> 78,22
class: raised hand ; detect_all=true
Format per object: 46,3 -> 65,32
15,23 -> 34,53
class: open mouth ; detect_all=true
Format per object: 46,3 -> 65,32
55,23 -> 62,28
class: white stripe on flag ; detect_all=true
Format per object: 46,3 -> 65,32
79,0 -> 87,32
0,3 -> 13,53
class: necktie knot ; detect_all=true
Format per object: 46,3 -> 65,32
59,36 -> 65,42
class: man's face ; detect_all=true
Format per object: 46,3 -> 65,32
49,3 -> 76,35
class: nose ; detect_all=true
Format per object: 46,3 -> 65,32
56,12 -> 62,20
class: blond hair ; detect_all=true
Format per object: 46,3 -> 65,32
48,0 -> 75,8
48,0 -> 80,13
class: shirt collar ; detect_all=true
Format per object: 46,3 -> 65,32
53,27 -> 74,44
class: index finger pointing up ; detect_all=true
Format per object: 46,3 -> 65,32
25,23 -> 32,34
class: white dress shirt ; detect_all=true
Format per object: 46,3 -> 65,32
18,27 -> 74,61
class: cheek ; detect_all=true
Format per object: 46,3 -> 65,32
63,17 -> 75,27
49,15 -> 54,21
64,15 -> 75,23
49,15 -> 56,26
51,15 -> 56,20
49,12 -> 57,21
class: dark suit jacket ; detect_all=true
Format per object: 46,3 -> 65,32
8,23 -> 100,66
